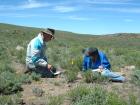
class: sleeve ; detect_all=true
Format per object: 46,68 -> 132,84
100,52 -> 111,69
82,56 -> 90,71
31,40 -> 48,67
82,56 -> 87,71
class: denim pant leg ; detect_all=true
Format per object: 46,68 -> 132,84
101,69 -> 125,82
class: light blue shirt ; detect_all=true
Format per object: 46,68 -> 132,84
26,33 -> 48,67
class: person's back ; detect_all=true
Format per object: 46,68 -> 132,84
97,51 -> 111,69
26,33 -> 47,69
82,50 -> 111,71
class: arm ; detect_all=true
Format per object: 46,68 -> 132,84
100,52 -> 111,69
82,56 -> 91,71
31,40 -> 48,67
82,56 -> 87,71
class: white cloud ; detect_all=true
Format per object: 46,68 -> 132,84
95,7 -> 140,13
53,6 -> 77,13
21,0 -> 49,9
68,16 -> 92,20
124,19 -> 134,22
85,0 -> 138,5
0,13 -> 39,18
0,0 -> 49,10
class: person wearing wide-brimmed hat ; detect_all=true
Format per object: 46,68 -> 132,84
26,28 -> 59,77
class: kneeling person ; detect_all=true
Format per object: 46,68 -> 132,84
26,28 -> 60,77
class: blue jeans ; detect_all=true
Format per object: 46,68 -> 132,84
101,69 -> 125,82
92,68 -> 125,82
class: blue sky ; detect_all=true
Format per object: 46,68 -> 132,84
0,0 -> 140,35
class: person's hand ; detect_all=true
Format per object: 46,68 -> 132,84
99,65 -> 103,69
47,64 -> 52,70
98,65 -> 103,72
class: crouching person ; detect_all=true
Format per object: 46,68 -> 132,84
82,47 -> 125,82
26,28 -> 60,77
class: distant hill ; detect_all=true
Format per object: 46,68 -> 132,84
1,23 -> 139,37
0,23 -> 140,50
1,23 -> 140,49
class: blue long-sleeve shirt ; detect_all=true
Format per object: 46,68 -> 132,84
82,51 -> 111,71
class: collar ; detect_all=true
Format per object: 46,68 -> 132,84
37,33 -> 44,44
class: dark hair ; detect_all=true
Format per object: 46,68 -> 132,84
47,28 -> 55,35
88,47 -> 98,56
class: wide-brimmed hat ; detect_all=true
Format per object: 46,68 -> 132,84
41,28 -> 55,37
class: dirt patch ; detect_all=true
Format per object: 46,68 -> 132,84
20,65 -> 140,105
21,77 -> 71,105
11,61 -> 27,74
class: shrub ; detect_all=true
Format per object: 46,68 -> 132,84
64,70 -> 77,82
0,63 -> 14,74
71,86 -> 128,105
0,71 -> 22,94
70,56 -> 83,71
0,46 -> 8,60
32,87 -> 44,97
16,50 -> 26,64
19,74 -> 32,84
0,94 -> 22,105
68,85 -> 91,102
82,70 -> 95,83
30,72 -> 41,81
82,70 -> 108,83
131,69 -> 140,86
113,48 -> 126,56
73,87 -> 107,105
0,95 -> 14,105
128,94 -> 140,105
106,92 -> 127,105
47,95 -> 64,105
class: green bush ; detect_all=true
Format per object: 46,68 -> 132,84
32,87 -> 44,97
125,51 -> 140,69
19,74 -> 32,84
0,63 -> 14,74
47,95 -> 64,105
73,87 -> 107,105
128,94 -> 140,105
65,70 -> 77,82
70,56 -> 83,71
113,48 -> 127,56
131,69 -> 140,86
19,72 -> 41,84
71,86 -> 128,105
0,95 -> 14,105
30,72 -> 41,81
0,45 -> 8,60
106,92 -> 127,105
0,94 -> 21,105
16,50 -> 26,64
0,71 -> 22,94
82,70 -> 95,83
68,85 -> 91,102
82,70 -> 108,83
